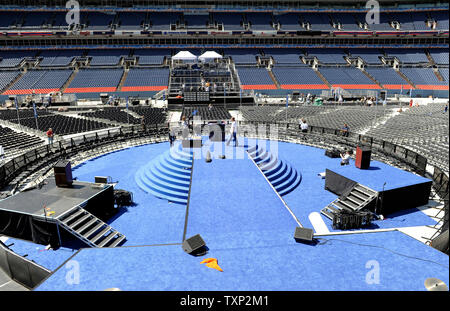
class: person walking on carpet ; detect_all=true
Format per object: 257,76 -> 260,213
226,117 -> 237,147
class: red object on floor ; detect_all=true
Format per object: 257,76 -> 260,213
355,146 -> 371,169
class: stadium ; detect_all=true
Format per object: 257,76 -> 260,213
0,0 -> 448,294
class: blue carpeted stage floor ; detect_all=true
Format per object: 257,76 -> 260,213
4,138 -> 446,291
36,231 -> 448,291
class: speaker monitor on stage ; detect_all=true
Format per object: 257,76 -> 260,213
182,234 -> 206,255
95,176 -> 108,184
54,160 -> 73,187
355,146 -> 371,169
294,226 -> 314,242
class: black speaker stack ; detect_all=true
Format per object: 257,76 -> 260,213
54,160 -> 73,187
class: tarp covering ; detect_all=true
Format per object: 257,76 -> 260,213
198,51 -> 223,62
172,51 -> 197,62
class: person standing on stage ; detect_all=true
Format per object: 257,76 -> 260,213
168,122 -> 176,147
226,117 -> 237,147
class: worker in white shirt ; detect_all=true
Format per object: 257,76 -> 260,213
300,119 -> 308,133
226,117 -> 237,147
340,150 -> 351,166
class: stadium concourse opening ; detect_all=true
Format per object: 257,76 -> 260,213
0,0 -> 448,295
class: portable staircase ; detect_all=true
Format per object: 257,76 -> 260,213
321,183 -> 378,220
57,207 -> 126,248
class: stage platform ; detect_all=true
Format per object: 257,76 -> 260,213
1,139 -> 445,291
0,178 -> 115,248
0,179 -> 112,221
327,161 -> 432,192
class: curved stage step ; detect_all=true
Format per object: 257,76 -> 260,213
135,143 -> 193,204
246,144 -> 301,196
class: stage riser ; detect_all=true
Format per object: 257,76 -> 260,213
135,143 -> 193,205
246,144 -> 301,196
325,169 -> 432,215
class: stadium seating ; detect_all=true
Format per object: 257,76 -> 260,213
88,49 -> 129,66
263,49 -> 302,64
0,11 -> 23,28
400,68 -> 448,89
225,49 -> 260,65
80,107 -> 141,124
306,49 -> 348,64
237,67 -> 276,90
299,13 -> 334,31
246,13 -> 274,30
275,13 -> 302,31
149,12 -> 181,30
366,103 -> 449,170
83,12 -> 115,30
0,109 -> 53,121
4,70 -> 73,95
65,68 -> 124,93
240,106 -> 333,123
212,13 -> 244,30
271,66 -> 327,89
432,11 -> 449,30
0,71 -> 20,92
318,67 -> 379,89
364,67 -> 410,89
329,13 -> 361,30
117,12 -> 148,29
0,51 -> 37,68
439,68 -> 449,82
128,107 -> 167,125
348,49 -> 383,64
0,125 -> 43,152
0,10 -> 447,33
6,113 -> 111,135
184,14 -> 210,29
384,49 -> 429,64
122,68 -> 169,92
181,106 -> 231,121
39,50 -> 83,67
134,49 -> 169,65
429,49 -> 449,65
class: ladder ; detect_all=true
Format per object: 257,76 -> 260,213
58,207 -> 126,248
321,183 -> 378,220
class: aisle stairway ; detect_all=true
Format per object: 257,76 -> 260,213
58,207 -> 126,248
246,144 -> 301,196
320,183 -> 378,220
135,142 -> 193,204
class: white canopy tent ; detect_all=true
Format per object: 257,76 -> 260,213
171,51 -> 198,63
198,51 -> 223,62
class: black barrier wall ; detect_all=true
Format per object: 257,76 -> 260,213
0,240 -> 50,289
